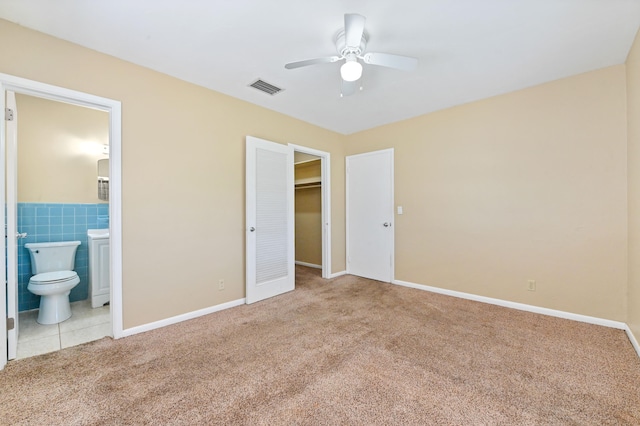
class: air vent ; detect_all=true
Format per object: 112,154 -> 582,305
249,79 -> 283,96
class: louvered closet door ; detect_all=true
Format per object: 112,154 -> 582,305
246,136 -> 294,304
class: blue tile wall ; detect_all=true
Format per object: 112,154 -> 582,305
17,203 -> 109,312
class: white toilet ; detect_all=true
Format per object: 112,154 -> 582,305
25,241 -> 81,325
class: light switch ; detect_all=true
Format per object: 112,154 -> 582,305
397,206 -> 403,215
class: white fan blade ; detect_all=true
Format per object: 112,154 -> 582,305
344,13 -> 366,47
285,56 -> 340,69
362,52 -> 418,71
341,79 -> 359,97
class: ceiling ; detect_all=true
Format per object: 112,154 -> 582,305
1,1 -> 639,135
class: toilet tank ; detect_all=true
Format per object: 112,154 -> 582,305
24,241 -> 81,274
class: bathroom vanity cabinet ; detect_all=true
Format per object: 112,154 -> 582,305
88,229 -> 110,308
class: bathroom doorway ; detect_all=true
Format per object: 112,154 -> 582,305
13,93 -> 110,359
1,75 -> 123,369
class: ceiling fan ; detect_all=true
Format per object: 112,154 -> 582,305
284,13 -> 419,96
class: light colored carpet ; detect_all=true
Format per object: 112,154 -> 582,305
1,266 -> 639,425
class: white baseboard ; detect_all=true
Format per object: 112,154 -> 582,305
295,261 -> 322,269
117,278 -> 640,361
392,279 -> 627,330
121,298 -> 245,338
625,325 -> 640,359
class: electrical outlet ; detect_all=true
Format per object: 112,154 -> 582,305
218,279 -> 225,290
527,280 -> 536,291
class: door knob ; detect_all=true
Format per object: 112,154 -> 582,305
383,222 -> 390,227
249,227 -> 256,232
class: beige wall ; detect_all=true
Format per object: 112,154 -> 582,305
295,160 -> 322,265
16,94 -> 109,203
627,29 -> 640,345
0,20 -> 347,328
347,65 -> 628,321
3,18 -> 637,334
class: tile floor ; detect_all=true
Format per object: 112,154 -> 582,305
16,300 -> 111,359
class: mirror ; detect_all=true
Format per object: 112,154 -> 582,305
98,159 -> 109,201
98,159 -> 109,178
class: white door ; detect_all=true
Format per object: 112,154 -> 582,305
0,93 -> 9,368
246,136 -> 295,304
346,149 -> 394,282
5,91 -> 19,362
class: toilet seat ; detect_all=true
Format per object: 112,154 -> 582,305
30,270 -> 78,284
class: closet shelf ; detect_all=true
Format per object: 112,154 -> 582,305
295,177 -> 321,190
295,183 -> 321,190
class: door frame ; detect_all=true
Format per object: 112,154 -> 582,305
0,73 -> 123,370
289,144 -> 331,279
346,148 -> 395,282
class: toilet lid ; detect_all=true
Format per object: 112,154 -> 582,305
31,271 -> 78,284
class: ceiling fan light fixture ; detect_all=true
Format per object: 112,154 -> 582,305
283,13 -> 418,95
340,56 -> 363,82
